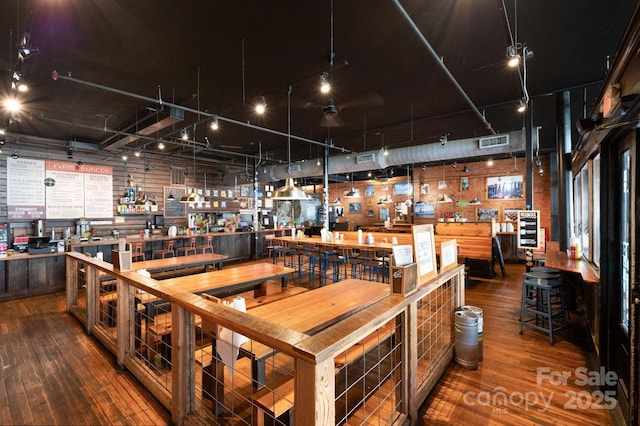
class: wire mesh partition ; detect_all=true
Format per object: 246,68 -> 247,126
334,316 -> 404,425
65,251 -> 464,425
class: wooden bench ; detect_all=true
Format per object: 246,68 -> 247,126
435,221 -> 496,278
253,379 -> 294,426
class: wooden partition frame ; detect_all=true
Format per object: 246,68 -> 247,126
65,250 -> 464,425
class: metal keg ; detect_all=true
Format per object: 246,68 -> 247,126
461,305 -> 483,361
454,310 -> 479,370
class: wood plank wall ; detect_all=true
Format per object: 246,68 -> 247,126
0,143 -> 246,239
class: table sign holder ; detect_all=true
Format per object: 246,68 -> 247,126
389,252 -> 418,296
112,249 -> 131,271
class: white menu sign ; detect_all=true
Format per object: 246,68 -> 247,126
45,161 -> 113,219
7,157 -> 46,219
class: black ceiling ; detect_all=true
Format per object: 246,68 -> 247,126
0,0 -> 636,173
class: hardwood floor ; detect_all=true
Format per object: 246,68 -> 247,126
0,262 -> 614,425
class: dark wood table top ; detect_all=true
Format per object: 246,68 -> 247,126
542,242 -> 600,284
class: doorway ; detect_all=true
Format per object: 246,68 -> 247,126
604,132 -> 637,424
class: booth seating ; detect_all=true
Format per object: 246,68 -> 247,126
519,268 -> 567,345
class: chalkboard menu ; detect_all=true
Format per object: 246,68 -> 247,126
163,186 -> 186,218
517,210 -> 540,249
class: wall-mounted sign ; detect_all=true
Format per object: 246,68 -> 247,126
517,210 -> 541,249
7,158 -> 113,219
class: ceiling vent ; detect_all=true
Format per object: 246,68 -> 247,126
479,135 -> 509,149
288,164 -> 302,173
171,167 -> 186,185
356,153 -> 376,164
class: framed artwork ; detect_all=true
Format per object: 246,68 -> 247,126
221,190 -> 227,198
380,207 -> 389,221
393,181 -> 412,195
213,200 -> 219,207
487,175 -> 524,199
349,203 -> 361,213
366,199 -> 374,207
460,177 -> 469,191
412,224 -> 437,285
163,186 -> 186,218
366,209 -> 374,217
381,183 -> 388,192
335,206 -> 344,217
438,180 -> 447,189
439,239 -> 458,272
476,207 -> 499,221
240,185 -> 250,197
415,202 -> 435,218
421,183 -> 429,195
213,189 -> 219,197
365,184 -> 375,197
503,207 -> 522,222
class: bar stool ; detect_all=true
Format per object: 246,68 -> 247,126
519,269 -> 567,345
361,248 -> 386,282
196,236 -> 214,254
153,241 -> 175,259
131,242 -> 146,262
339,247 -> 364,279
319,245 -> 342,286
176,237 -> 197,256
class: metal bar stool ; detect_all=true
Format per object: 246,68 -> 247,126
153,240 -> 175,259
519,269 -> 567,345
196,236 -> 214,254
131,242 -> 146,262
176,237 -> 197,256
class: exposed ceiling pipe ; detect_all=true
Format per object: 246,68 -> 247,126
223,129 -> 526,185
392,0 -> 497,135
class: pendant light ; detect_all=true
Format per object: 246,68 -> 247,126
272,85 -> 310,200
436,162 -> 452,203
181,144 -> 205,204
343,173 -> 360,198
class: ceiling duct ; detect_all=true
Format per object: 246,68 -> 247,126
102,107 -> 184,151
223,129 -> 526,185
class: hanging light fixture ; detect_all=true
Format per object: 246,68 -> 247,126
255,96 -> 267,114
181,145 -> 205,204
506,45 -> 520,67
469,196 -> 482,205
343,173 -> 361,198
210,116 -> 219,130
436,162 -> 452,203
320,72 -> 331,94
272,85 -> 310,200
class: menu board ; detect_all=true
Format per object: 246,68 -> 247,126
412,224 -> 437,284
7,157 -> 46,219
517,210 -> 541,249
7,158 -> 113,219
163,186 -> 186,218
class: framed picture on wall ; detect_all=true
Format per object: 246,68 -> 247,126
366,209 -> 374,217
487,175 -> 524,199
476,207 -> 499,221
415,202 -> 435,218
365,184 -> 375,197
460,177 -> 470,191
349,203 -> 362,213
380,207 -> 389,221
421,183 -> 429,195
503,207 -> 522,222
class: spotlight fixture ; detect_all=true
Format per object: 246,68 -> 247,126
383,146 -> 389,156
463,166 -> 469,173
3,97 -> 21,113
320,72 -> 331,94
469,197 -> 482,205
0,127 -> 5,135
67,149 -> 73,159
158,141 -> 165,150
0,147 -> 3,153
367,170 -> 372,177
517,98 -> 528,113
11,152 -> 19,159
181,128 -> 189,140
134,149 -> 142,157
316,158 -> 321,166
421,164 -> 426,171
487,157 -> 494,166
255,96 -> 267,114
440,134 -> 448,145
122,153 -> 128,161
507,45 -> 520,67
452,161 -> 457,169
211,116 -> 219,130
76,160 -> 83,166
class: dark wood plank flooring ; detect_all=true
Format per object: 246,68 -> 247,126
0,262 -> 614,425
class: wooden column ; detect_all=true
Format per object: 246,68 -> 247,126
295,356 -> 335,425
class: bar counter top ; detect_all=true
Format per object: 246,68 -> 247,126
543,241 -> 600,284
